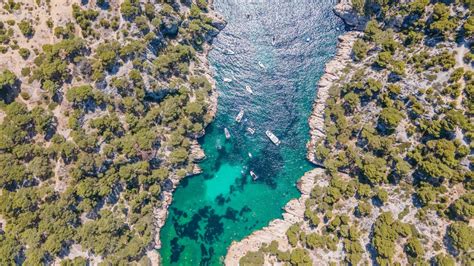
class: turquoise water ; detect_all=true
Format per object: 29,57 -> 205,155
160,0 -> 343,264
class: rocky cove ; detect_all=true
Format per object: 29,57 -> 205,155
226,0 -> 474,264
151,0 -> 226,257
1,0 -> 470,264
225,12 -> 362,264
158,0 -> 344,264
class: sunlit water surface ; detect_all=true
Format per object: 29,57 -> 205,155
160,0 -> 343,264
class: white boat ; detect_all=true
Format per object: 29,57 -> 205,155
258,61 -> 265,69
235,109 -> 244,123
245,85 -> 253,94
250,170 -> 258,181
223,78 -> 232,82
306,37 -> 311,42
247,127 -> 255,134
248,152 -> 253,158
224,128 -> 231,139
224,49 -> 235,55
265,130 -> 281,146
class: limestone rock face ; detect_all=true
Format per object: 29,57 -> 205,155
190,140 -> 206,162
205,14 -> 226,42
224,169 -> 325,265
211,19 -> 226,31
307,31 -> 363,165
333,0 -> 367,30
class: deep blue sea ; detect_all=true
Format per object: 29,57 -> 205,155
160,0 -> 344,264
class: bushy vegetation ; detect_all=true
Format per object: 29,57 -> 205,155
18,19 -> 34,37
0,0 -> 221,264
238,1 -> 473,265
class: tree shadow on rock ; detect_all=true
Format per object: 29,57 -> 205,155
0,79 -> 21,104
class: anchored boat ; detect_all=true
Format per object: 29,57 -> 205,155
235,109 -> 244,123
245,85 -> 253,94
265,130 -> 281,146
250,170 -> 258,181
224,128 -> 231,139
247,127 -> 255,134
223,77 -> 232,82
224,49 -> 235,55
258,61 -> 265,69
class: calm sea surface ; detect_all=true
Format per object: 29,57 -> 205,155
160,0 -> 343,264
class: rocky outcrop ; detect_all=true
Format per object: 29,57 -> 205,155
152,142 -> 204,253
151,3 -> 225,262
206,16 -> 226,42
225,169 -> 324,265
306,31 -> 363,165
151,51 -> 217,262
333,0 -> 368,30
190,140 -> 206,162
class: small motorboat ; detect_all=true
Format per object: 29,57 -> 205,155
258,61 -> 266,69
223,77 -> 232,82
245,85 -> 253,94
224,49 -> 235,55
248,152 -> 253,158
306,37 -> 311,42
265,130 -> 281,146
235,109 -> 244,123
250,170 -> 258,181
272,36 -> 276,46
247,127 -> 255,134
224,128 -> 231,139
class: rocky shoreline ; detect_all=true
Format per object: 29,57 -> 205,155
225,2 -> 362,264
333,0 -> 368,30
149,3 -> 226,263
224,168 -> 323,265
306,31 -> 362,165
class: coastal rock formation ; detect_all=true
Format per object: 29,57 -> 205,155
307,31 -> 363,166
225,169 -> 324,265
226,3 -> 363,264
151,4 -> 225,259
225,30 -> 362,266
333,0 -> 367,30
228,0 -> 473,265
0,0 -> 225,264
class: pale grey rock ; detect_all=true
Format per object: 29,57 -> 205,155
307,31 -> 363,165
333,0 -> 368,30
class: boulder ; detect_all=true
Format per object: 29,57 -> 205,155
333,0 -> 368,31
161,178 -> 174,192
211,19 -> 226,31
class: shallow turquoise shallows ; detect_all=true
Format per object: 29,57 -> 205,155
160,0 -> 343,264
